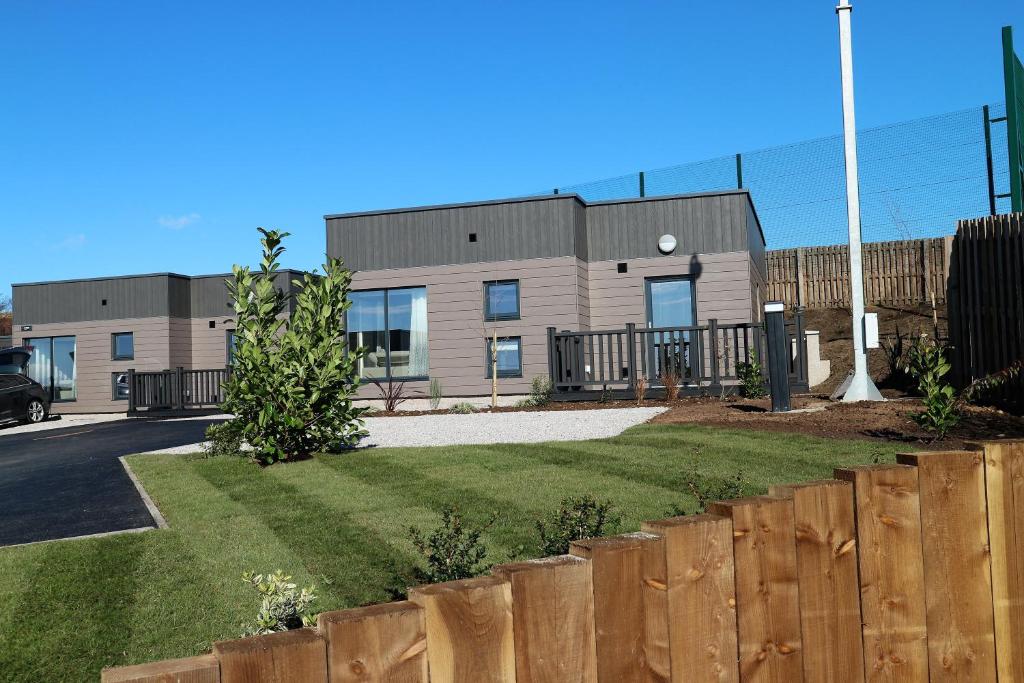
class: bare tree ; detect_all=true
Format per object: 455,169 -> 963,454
885,195 -> 940,338
0,293 -> 11,338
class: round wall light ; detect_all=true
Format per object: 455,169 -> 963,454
657,234 -> 677,254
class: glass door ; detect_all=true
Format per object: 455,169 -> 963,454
25,336 -> 77,401
644,278 -> 695,381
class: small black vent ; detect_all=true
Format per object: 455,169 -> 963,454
209,321 -> 216,329
468,233 -> 477,243
101,299 -> 108,306
617,263 -> 628,273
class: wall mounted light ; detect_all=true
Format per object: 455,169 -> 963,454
658,234 -> 677,254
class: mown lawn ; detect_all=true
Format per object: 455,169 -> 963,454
0,423 -> 903,681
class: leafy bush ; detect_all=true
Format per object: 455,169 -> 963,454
529,376 -> 553,406
203,420 -> 244,457
241,570 -> 318,636
429,378 -> 443,410
736,350 -> 767,399
906,335 -> 959,439
408,506 -> 494,584
536,495 -> 620,555
448,402 -> 478,414
372,378 -> 410,412
671,453 -> 748,515
220,228 -> 368,464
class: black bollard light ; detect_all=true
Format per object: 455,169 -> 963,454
764,302 -> 791,413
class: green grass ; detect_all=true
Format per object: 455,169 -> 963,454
0,424 -> 903,681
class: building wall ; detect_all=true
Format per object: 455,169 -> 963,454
349,256 -> 582,397
587,251 -> 756,330
14,317 -> 177,413
190,317 -> 235,369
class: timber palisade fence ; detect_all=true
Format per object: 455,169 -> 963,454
767,236 -> 953,309
949,213 -> 1024,396
546,314 -> 808,399
103,440 -> 1024,682
126,367 -> 230,413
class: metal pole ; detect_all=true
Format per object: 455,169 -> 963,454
735,153 -> 743,189
639,171 -> 646,198
983,105 -> 997,216
836,0 -> 883,402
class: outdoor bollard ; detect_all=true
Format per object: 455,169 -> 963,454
764,302 -> 791,412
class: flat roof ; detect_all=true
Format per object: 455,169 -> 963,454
323,189 -> 755,220
12,269 -> 308,288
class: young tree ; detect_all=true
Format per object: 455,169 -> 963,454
220,228 -> 367,464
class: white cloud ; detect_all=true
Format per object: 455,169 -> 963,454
53,233 -> 86,250
158,212 -> 201,229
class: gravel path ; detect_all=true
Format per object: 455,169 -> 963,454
140,407 -> 666,454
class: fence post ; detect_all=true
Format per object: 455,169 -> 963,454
795,247 -> 807,308
101,654 -> 220,683
625,323 -> 637,389
708,319 -> 721,388
127,368 -> 136,414
317,602 -> 428,682
214,629 -> 327,683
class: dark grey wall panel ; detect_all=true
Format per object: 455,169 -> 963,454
169,275 -> 192,318
746,202 -> 768,283
190,270 -> 305,318
14,276 -> 173,324
327,195 -> 580,270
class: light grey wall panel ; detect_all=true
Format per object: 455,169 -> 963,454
327,196 -> 581,270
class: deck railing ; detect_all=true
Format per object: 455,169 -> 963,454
127,367 -> 230,413
547,313 -> 808,399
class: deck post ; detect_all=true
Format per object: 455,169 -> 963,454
625,323 -> 637,389
546,327 -> 557,390
708,319 -> 721,389
175,366 -> 185,412
127,368 -> 136,414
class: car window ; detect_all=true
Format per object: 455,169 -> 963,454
0,375 -> 22,390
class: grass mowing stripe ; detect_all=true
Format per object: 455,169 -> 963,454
0,533 -> 145,681
192,457 -> 419,607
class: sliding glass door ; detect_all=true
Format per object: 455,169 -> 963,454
26,336 -> 77,401
347,287 -> 429,380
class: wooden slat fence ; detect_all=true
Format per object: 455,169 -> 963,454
127,367 -> 230,412
948,213 -> 1024,393
767,237 -> 953,309
103,440 -> 1024,683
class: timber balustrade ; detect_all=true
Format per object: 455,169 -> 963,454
102,439 -> 1024,682
127,367 -> 230,413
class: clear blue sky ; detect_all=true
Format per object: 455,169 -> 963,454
1,1 -> 1021,298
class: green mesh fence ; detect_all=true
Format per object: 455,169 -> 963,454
543,103 -> 1013,249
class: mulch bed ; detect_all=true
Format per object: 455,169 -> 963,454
371,393 -> 1024,450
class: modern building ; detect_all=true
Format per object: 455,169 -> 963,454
10,189 -> 767,410
327,190 -> 767,398
10,271 -> 304,413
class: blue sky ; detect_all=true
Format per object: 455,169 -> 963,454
1,1 -> 1021,298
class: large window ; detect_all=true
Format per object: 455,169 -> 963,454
484,280 -> 520,321
485,336 -> 522,378
347,287 -> 429,379
111,332 -> 134,360
645,277 -> 695,328
26,336 -> 77,401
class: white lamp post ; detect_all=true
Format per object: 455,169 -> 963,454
836,0 -> 883,402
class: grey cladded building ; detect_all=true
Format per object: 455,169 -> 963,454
11,189 -> 766,411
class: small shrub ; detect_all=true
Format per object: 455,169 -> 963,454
514,398 -> 536,408
529,376 -> 553,406
661,371 -> 680,401
372,378 -> 410,413
736,350 -> 767,399
536,495 -> 620,556
906,336 -> 959,439
671,452 -> 748,515
958,359 -> 1024,408
634,375 -> 647,406
448,402 -> 478,414
240,570 -> 318,636
408,506 -> 495,584
428,378 -> 444,411
881,324 -> 909,379
203,420 -> 244,457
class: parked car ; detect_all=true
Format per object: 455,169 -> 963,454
0,374 -> 50,424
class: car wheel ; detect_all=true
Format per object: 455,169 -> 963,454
25,399 -> 47,424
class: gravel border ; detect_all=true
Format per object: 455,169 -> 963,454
138,407 -> 666,454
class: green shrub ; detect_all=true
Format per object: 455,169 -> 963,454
906,336 -> 959,439
536,495 -> 620,555
529,376 -> 553,406
240,570 -> 318,636
448,402 -> 478,414
203,420 -> 244,457
671,452 -> 748,515
220,228 -> 367,464
408,506 -> 494,584
736,350 -> 767,399
429,378 -> 444,410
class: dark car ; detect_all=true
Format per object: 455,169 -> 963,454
0,374 -> 49,423
0,346 -> 51,424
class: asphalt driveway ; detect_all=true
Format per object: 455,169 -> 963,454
0,416 -> 225,546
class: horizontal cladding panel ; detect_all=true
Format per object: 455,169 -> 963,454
351,259 -> 579,289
